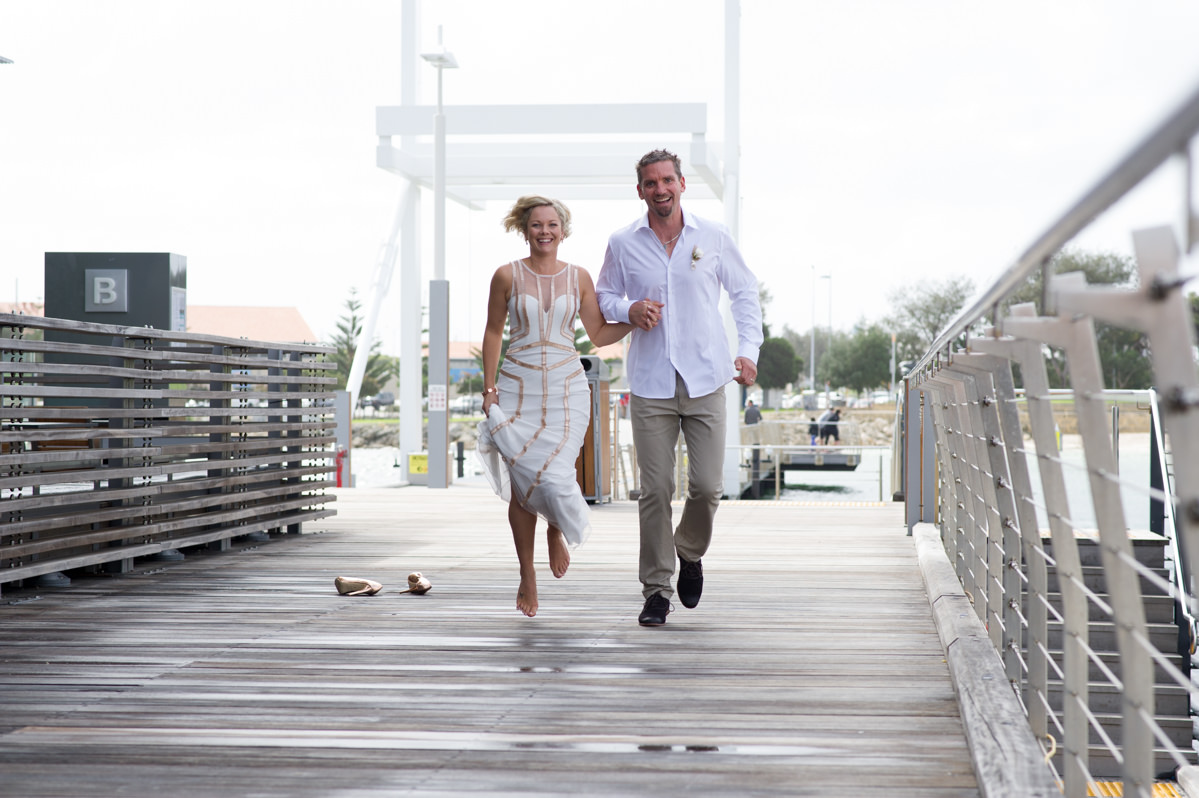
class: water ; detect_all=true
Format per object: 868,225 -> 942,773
1024,433 -> 1152,532
344,447 -> 425,489
344,433 -> 1157,532
776,448 -> 893,503
344,443 -> 895,502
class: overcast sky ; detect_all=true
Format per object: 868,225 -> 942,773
3,0 -> 1198,350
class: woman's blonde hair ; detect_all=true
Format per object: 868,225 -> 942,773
502,195 -> 572,239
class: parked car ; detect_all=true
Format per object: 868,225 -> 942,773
358,391 -> 395,411
449,394 -> 483,414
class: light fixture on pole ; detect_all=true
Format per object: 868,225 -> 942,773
421,28 -> 457,283
421,27 -> 457,489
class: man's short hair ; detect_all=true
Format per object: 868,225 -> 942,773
636,149 -> 683,183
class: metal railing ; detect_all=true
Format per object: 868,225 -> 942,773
0,314 -> 338,595
606,407 -> 894,503
901,76 -> 1199,798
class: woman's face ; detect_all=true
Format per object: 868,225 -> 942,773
526,205 -> 563,255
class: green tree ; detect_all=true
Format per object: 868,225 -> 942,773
1003,249 -> 1152,389
328,289 -> 395,396
820,323 -> 892,395
471,335 -> 509,386
756,337 -> 800,404
1191,292 -> 1199,343
781,323 -> 823,390
884,276 -> 975,368
458,371 -> 484,394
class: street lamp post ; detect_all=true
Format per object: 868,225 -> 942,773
825,274 -> 832,347
809,268 -> 831,395
890,332 -> 897,398
809,266 -> 816,391
422,28 -> 457,489
821,273 -> 831,403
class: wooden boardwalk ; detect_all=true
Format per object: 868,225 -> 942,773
0,482 -> 981,797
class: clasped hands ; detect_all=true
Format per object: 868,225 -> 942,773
631,298 -> 664,331
632,298 -> 757,386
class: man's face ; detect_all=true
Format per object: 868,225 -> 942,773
636,160 -> 685,219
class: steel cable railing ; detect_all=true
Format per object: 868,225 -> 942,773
902,75 -> 1199,798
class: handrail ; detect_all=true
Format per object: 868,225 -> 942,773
910,76 -> 1199,376
1147,390 -> 1192,652
900,74 -> 1199,798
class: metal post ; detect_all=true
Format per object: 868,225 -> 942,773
428,280 -> 449,488
422,28 -> 457,490
890,331 -> 896,397
720,0 -> 742,498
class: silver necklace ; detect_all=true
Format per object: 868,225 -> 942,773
659,230 -> 682,248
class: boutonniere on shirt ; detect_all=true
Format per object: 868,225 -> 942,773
690,245 -> 703,270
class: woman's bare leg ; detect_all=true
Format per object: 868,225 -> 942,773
509,499 -> 539,617
547,525 -> 570,579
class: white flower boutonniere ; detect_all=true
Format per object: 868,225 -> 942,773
690,245 -> 703,270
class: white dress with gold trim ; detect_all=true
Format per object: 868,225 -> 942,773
476,260 -> 592,547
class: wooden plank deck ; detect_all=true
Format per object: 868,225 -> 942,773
0,482 -> 982,797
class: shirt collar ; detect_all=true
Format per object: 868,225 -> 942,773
635,207 -> 696,234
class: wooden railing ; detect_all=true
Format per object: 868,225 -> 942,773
0,313 -> 337,595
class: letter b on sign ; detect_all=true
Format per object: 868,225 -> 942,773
84,269 -> 129,312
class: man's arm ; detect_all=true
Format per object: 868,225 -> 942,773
596,239 -> 659,330
595,241 -> 633,323
717,231 -> 764,364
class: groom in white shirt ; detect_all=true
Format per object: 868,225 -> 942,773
596,149 -> 762,627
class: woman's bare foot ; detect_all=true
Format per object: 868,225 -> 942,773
548,529 -> 570,579
516,575 -> 538,617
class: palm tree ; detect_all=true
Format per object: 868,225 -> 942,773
328,289 -> 395,397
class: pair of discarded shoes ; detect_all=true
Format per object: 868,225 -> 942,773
334,572 -> 431,596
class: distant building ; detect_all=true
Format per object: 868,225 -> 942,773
446,341 -> 481,384
186,306 -> 317,344
0,301 -> 46,317
440,341 -> 626,389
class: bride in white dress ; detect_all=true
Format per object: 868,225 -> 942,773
478,196 -> 634,617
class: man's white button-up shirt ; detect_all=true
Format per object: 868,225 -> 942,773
596,209 -> 762,400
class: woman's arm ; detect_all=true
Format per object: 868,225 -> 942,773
481,265 -> 512,416
577,268 -> 633,348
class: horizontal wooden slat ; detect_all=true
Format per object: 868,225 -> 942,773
2,360 -> 336,384
1,481 -> 335,546
0,312 -> 335,354
0,465 -> 333,516
0,405 -> 335,420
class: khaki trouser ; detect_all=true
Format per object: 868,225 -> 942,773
630,373 -> 726,599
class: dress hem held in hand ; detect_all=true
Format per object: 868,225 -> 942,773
476,405 -> 592,548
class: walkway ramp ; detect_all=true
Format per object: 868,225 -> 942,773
0,484 -> 983,797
